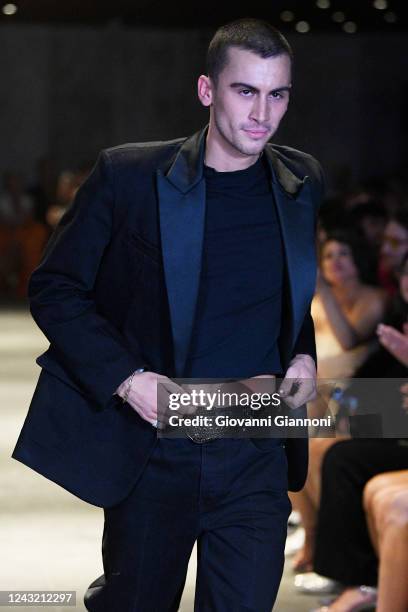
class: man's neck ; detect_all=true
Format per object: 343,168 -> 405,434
204,126 -> 261,173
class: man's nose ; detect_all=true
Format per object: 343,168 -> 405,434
249,97 -> 269,123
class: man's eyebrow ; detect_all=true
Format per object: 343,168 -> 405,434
229,83 -> 292,94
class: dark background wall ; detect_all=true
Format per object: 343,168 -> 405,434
1,23 -> 407,189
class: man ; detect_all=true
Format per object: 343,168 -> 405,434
12,18 -> 324,611
378,211 -> 408,296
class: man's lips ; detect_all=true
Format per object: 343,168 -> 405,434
243,128 -> 269,139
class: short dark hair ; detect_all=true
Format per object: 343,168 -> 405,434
206,18 -> 293,85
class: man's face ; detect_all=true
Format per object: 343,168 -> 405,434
400,258 -> 408,303
205,47 -> 291,158
321,240 -> 358,285
380,220 -> 408,273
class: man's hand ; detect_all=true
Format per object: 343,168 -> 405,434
377,323 -> 408,367
116,371 -> 188,428
279,354 -> 317,410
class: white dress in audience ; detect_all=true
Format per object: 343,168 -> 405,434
311,294 -> 377,380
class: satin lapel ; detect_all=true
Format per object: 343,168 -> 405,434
266,153 -> 317,364
157,129 -> 317,375
156,128 -> 207,377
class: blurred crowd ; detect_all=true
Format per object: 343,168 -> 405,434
0,158 -> 91,299
288,173 -> 408,611
1,156 -> 408,611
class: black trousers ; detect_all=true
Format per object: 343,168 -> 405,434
84,437 -> 291,612
314,438 -> 408,586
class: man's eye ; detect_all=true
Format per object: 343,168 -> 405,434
271,91 -> 283,99
239,89 -> 253,96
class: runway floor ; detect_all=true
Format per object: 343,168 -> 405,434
0,307 -> 322,611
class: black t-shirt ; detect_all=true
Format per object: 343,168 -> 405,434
183,155 -> 284,379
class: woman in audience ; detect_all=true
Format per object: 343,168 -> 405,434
313,231 -> 387,380
302,257 -> 408,610
310,439 -> 408,611
361,470 -> 408,612
290,231 -> 387,572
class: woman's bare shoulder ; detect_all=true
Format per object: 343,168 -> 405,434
358,285 -> 388,310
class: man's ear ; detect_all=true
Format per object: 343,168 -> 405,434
197,75 -> 213,107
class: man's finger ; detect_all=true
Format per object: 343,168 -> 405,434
283,381 -> 316,409
279,376 -> 297,397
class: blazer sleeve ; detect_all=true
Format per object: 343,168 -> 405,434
290,156 -> 325,367
28,151 -> 146,410
291,310 -> 317,365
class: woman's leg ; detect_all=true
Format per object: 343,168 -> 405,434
364,471 -> 408,612
363,471 -> 408,550
322,472 -> 408,612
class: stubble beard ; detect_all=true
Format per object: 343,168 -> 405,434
214,115 -> 268,158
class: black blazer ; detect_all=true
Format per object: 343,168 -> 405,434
12,127 -> 324,507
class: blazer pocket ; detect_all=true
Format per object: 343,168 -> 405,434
125,231 -> 162,266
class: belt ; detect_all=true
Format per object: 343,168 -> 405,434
183,404 -> 253,444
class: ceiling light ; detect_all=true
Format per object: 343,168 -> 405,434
2,3 -> 17,15
384,11 -> 397,23
332,11 -> 346,23
316,0 -> 330,8
373,0 -> 387,9
343,21 -> 357,33
295,21 -> 310,33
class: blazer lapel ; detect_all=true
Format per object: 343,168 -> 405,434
157,128 -> 317,377
157,128 -> 207,376
265,148 -> 317,365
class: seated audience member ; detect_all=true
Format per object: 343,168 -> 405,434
309,439 -> 408,612
378,210 -> 408,297
313,231 -> 387,380
0,171 -> 34,225
0,171 -> 48,298
349,201 -> 387,286
361,470 -> 408,612
289,231 -> 387,572
300,275 -> 408,609
46,170 -> 79,229
45,165 -> 91,229
349,201 -> 386,253
351,253 -> 408,381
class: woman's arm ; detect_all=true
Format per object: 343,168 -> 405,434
317,277 -> 386,350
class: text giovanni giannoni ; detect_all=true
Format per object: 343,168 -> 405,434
165,390 -> 333,428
